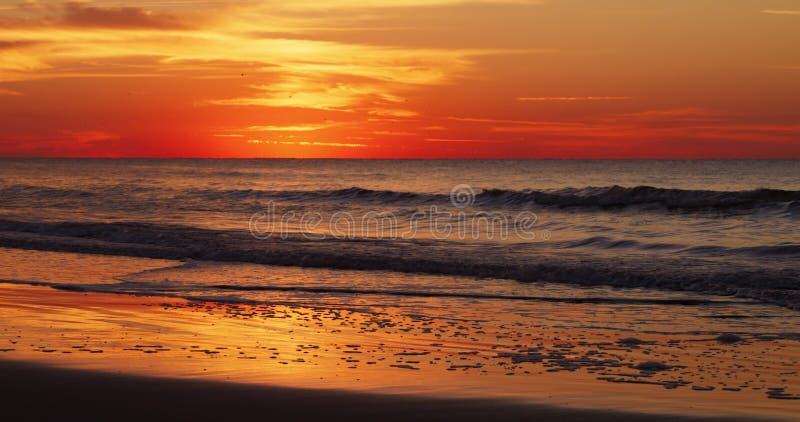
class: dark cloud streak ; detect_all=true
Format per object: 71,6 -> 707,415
59,2 -> 189,30
0,40 -> 43,50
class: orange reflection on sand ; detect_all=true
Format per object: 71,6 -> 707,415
2,283 -> 800,420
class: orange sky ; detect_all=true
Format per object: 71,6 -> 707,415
0,0 -> 799,158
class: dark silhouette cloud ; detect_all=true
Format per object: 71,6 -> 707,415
0,40 -> 42,50
60,2 -> 189,30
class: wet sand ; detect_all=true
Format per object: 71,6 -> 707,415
1,279 -> 799,420
0,359 -> 761,422
1,247 -> 799,420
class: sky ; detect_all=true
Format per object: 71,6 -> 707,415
0,0 -> 799,158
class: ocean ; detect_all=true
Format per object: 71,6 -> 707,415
0,158 -> 799,309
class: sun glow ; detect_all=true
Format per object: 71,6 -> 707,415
0,0 -> 798,157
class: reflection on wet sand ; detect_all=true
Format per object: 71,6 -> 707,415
1,275 -> 799,420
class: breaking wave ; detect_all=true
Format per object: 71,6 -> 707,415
4,183 -> 799,214
186,185 -> 800,212
0,219 -> 798,309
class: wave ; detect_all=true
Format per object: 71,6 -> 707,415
186,187 -> 435,204
557,236 -> 800,257
186,185 -> 800,212
208,283 -> 740,306
0,219 -> 798,309
478,186 -> 800,210
4,182 -> 798,214
0,278 -> 741,307
559,236 -> 682,251
686,244 -> 800,257
0,184 -> 97,199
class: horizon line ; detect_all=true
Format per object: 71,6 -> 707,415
1,157 -> 799,161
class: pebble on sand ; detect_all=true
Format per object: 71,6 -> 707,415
716,333 -> 744,344
634,361 -> 671,372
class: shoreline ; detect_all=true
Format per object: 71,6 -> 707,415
1,248 -> 799,420
0,359 -> 763,422
1,219 -> 798,310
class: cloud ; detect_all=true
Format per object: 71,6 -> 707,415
373,130 -> 418,136
762,10 -> 800,16
61,130 -> 120,144
610,108 -> 721,124
449,116 -> 583,127
0,1 -> 527,119
452,106 -> 800,149
254,0 -> 542,12
518,96 -> 632,102
768,65 -> 800,71
424,138 -> 497,143
212,80 -> 366,110
0,129 -> 120,156
0,40 -> 42,50
368,108 -> 418,117
60,2 -> 189,29
247,123 -> 336,131
0,88 -> 22,96
247,139 -> 366,148
207,44 -> 478,112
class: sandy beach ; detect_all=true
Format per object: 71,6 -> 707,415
1,359 -> 764,422
1,248 -> 799,421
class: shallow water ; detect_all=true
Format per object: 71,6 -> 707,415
0,159 -> 798,308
